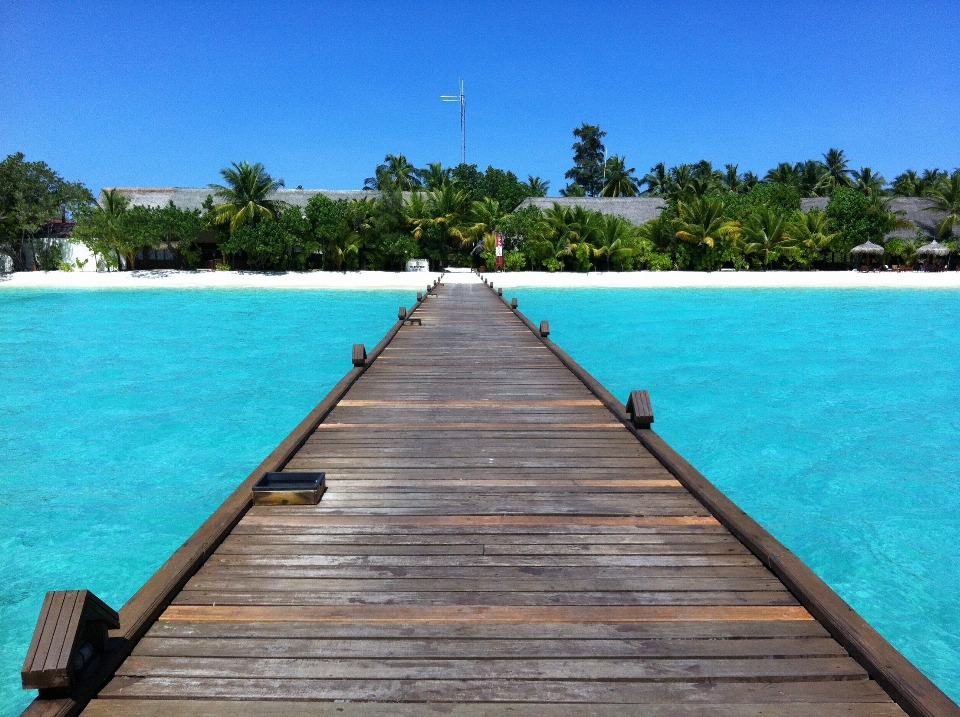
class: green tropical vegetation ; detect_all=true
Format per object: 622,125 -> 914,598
2,125 -> 958,273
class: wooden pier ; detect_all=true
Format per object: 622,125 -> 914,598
21,275 -> 959,717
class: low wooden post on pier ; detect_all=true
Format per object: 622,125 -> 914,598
539,320 -> 550,337
351,343 -> 366,367
18,276 -> 960,717
626,389 -> 654,429
21,590 -> 119,697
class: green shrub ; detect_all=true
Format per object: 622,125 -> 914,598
504,250 -> 527,271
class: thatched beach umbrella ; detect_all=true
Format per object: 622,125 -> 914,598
917,239 -> 952,271
917,240 -> 951,257
851,240 -> 885,270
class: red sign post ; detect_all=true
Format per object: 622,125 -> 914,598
495,231 -> 504,270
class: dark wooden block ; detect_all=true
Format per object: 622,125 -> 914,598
22,589 -> 119,694
398,307 -> 407,320
352,343 -> 367,367
511,298 -> 518,309
626,389 -> 654,428
252,472 -> 326,506
540,320 -> 550,337
417,292 -> 424,301
497,288 -> 503,296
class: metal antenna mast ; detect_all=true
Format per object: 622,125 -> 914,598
441,78 -> 465,165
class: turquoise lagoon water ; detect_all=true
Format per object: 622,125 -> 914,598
0,285 -> 958,714
0,288 -> 407,715
517,287 -> 960,703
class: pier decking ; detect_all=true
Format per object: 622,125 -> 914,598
23,275 -> 958,717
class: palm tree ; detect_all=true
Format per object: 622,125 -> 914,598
742,206 -> 795,269
818,148 -> 852,192
89,188 -> 130,270
526,176 -> 550,197
891,170 -> 921,197
467,197 -> 506,251
600,156 -> 641,197
919,169 -> 948,195
924,170 -> 960,238
407,183 -> 474,250
365,154 -> 422,191
852,167 -> 886,196
592,214 -> 634,270
541,203 -> 601,268
667,164 -> 696,202
675,196 -> 740,249
796,160 -> 827,197
326,223 -> 361,271
209,161 -> 288,231
641,163 -> 669,196
721,164 -> 742,193
417,162 -> 452,191
765,162 -> 801,187
786,208 -> 838,265
637,215 -> 676,254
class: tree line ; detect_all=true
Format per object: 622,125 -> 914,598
1,125 -> 957,272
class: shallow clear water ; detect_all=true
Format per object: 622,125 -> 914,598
0,286 -> 957,714
518,287 -> 960,703
0,288 -> 407,715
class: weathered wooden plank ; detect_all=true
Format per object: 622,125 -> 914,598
115,655 -> 867,681
159,605 -> 813,623
95,677 -> 893,704
171,590 -> 799,608
144,618 -> 832,641
238,514 -> 720,527
192,565 -> 778,581
81,699 -> 908,717
210,541 -> 750,556
183,576 -> 783,593
133,636 -> 848,659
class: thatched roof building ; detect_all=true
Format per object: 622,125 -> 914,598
517,196 -> 956,242
103,187 -> 381,211
515,197 -> 667,225
883,197 -> 957,241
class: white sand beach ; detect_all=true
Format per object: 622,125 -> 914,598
0,269 -> 445,290
2,268 -> 960,290
478,270 -> 960,289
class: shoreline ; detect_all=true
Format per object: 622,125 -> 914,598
2,268 -> 960,289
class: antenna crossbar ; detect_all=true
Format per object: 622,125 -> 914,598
440,78 -> 466,165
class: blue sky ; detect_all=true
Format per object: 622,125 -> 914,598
2,1 -> 958,195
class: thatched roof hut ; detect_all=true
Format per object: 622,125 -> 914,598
850,240 -> 885,255
917,239 -> 952,256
